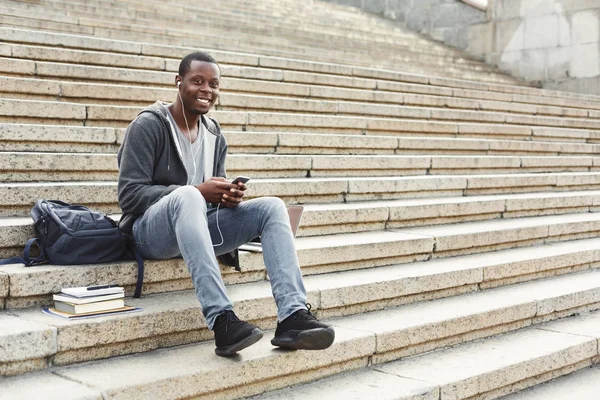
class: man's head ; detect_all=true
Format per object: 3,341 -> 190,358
175,52 -> 220,115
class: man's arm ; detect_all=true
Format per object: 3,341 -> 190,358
117,118 -> 180,216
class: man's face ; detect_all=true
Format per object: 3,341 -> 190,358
179,60 -> 220,115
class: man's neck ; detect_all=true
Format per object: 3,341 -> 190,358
168,101 -> 200,140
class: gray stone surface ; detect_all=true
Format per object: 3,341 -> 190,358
251,369 -> 438,400
0,372 -> 102,400
3,240 -> 600,375
501,365 -> 600,400
398,211 -> 600,257
56,327 -> 375,399
329,268 -> 600,357
375,327 -> 597,400
0,315 -> 56,363
16,150 -> 600,182
0,272 -> 8,299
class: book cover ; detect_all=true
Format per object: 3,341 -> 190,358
42,306 -> 141,320
53,292 -> 124,304
54,299 -> 125,314
61,285 -> 124,298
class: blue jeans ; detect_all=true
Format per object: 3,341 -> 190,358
132,186 -> 307,329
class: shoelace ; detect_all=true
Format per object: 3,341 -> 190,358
217,310 -> 240,332
292,303 -> 317,320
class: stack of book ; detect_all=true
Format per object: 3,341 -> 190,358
44,285 -> 139,319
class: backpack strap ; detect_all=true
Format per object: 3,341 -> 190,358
0,238 -> 47,267
217,249 -> 240,272
133,250 -> 144,299
129,242 -> 145,298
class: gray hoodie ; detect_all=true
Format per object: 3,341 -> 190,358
117,101 -> 228,234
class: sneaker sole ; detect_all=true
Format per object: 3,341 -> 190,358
271,327 -> 335,350
215,328 -> 264,357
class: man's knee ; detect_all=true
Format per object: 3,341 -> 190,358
168,185 -> 207,214
259,197 -> 287,212
253,197 -> 288,223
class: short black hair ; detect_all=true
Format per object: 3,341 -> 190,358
178,52 -> 219,77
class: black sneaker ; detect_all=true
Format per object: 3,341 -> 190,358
271,305 -> 335,350
213,310 -> 263,357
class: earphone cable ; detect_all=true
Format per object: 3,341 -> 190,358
178,91 -> 204,183
178,90 -> 223,247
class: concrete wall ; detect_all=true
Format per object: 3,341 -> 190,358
320,0 -> 600,95
471,0 -> 600,94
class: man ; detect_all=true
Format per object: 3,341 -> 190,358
117,52 -> 335,356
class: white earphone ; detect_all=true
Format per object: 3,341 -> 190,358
175,78 -> 223,247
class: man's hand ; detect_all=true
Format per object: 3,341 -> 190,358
195,177 -> 246,208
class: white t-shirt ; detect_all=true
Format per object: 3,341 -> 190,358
166,109 -> 206,186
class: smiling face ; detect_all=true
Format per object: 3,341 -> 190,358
177,60 -> 220,115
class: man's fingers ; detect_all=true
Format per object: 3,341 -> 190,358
222,193 -> 242,202
222,193 -> 242,207
228,188 -> 245,198
215,181 -> 235,190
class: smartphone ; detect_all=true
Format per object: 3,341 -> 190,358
231,176 -> 250,185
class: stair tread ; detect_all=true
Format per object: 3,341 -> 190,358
500,363 -> 600,400
251,310 -> 600,400
3,237 -> 600,364
4,275 -> 600,399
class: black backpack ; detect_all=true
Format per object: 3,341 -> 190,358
0,200 -> 145,298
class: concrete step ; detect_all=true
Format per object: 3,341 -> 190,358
0,2 -> 482,67
3,150 -> 600,181
0,1 -> 412,49
3,0 -> 449,50
500,363 -> 600,399
0,123 -> 121,154
202,113 -> 600,140
0,20 -> 505,83
2,27 -> 598,106
2,171 -> 600,217
0,3 -> 514,82
2,182 -> 600,236
396,211 -> 600,258
237,109 -> 600,133
251,368 -> 438,400
216,94 -> 595,124
3,271 -> 600,394
1,39 -> 594,114
1,75 -> 595,127
2,75 -> 597,122
1,99 -> 598,141
1,1 -> 419,44
0,26 -> 481,77
251,310 -> 600,400
3,212 -> 600,307
1,47 -> 598,115
3,124 -> 600,156
29,0 -> 391,24
4,253 -> 600,375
